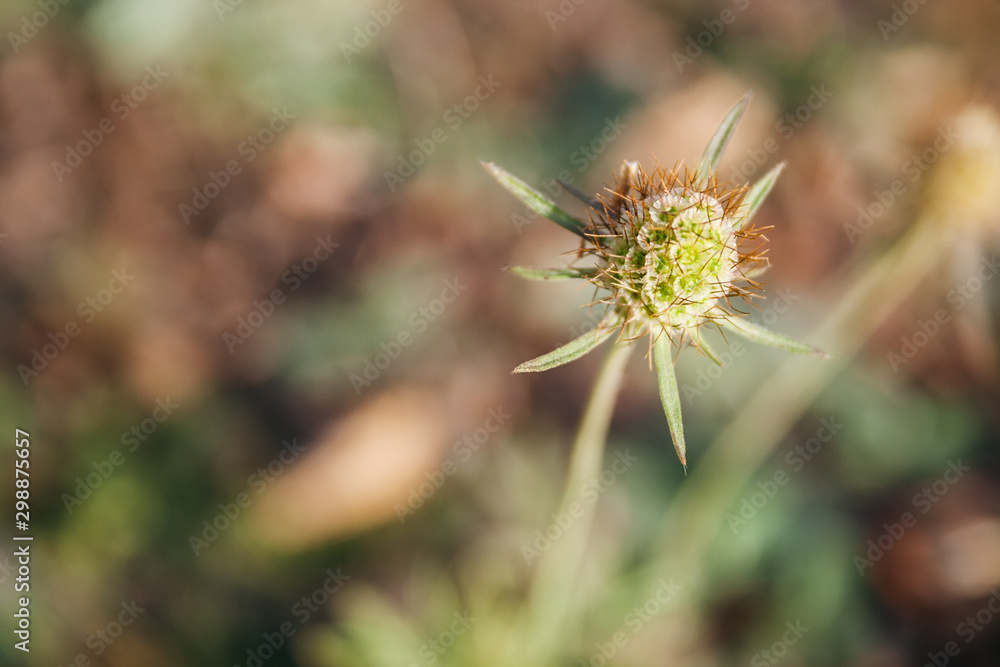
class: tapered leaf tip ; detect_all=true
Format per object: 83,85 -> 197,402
696,93 -> 755,185
654,333 -> 688,468
728,92 -> 753,124
747,161 -> 786,194
768,160 -> 788,182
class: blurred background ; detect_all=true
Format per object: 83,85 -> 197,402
1,0 -> 1000,665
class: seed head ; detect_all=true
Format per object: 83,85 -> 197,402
484,94 -> 827,466
585,162 -> 767,347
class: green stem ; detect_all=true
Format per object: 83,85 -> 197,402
630,213 -> 949,615
522,337 -> 634,664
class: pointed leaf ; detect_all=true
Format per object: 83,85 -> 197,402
688,327 -> 724,366
737,161 -> 785,229
507,266 -> 598,281
654,332 -> 687,468
557,179 -> 603,212
695,93 -> 751,187
513,320 -> 620,373
741,263 -> 770,280
482,162 -> 588,238
720,317 -> 829,358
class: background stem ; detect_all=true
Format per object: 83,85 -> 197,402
630,213 -> 949,615
522,337 -> 635,664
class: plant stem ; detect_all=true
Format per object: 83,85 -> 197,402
628,212 -> 949,617
522,337 -> 634,664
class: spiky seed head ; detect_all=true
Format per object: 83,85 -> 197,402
585,163 -> 765,344
485,95 -> 827,468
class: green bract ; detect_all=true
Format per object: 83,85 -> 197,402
485,94 -> 827,467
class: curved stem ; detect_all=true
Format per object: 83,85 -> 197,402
628,213 -> 948,616
522,337 -> 635,664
